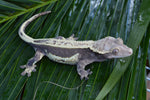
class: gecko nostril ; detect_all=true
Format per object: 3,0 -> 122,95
129,48 -> 133,55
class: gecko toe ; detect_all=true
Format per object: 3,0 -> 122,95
80,76 -> 84,80
27,73 -> 31,77
20,65 -> 26,69
85,77 -> 89,80
87,69 -> 93,75
21,71 -> 27,76
32,68 -> 36,72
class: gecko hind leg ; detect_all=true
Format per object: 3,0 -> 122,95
67,34 -> 78,40
20,50 -> 44,77
77,60 -> 93,80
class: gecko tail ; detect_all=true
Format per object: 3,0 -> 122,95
18,11 -> 51,43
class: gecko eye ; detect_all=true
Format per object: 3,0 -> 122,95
112,48 -> 119,54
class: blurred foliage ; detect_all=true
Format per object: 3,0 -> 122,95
0,0 -> 149,100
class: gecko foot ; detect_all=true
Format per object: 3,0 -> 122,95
79,69 -> 93,80
20,65 -> 37,77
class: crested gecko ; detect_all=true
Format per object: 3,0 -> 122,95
18,11 -> 133,80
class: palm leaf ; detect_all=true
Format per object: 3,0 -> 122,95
0,0 -> 56,23
0,0 -> 149,100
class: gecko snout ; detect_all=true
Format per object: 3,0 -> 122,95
128,48 -> 133,56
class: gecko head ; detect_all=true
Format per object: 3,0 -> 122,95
92,36 -> 133,59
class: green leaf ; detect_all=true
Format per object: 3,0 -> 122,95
0,0 -> 149,100
0,0 -> 57,23
0,0 -> 26,11
95,0 -> 150,99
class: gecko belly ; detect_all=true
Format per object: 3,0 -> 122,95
46,53 -> 80,65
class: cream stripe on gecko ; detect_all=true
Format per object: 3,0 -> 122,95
47,53 -> 79,65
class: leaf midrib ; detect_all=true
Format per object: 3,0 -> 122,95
0,0 -> 57,24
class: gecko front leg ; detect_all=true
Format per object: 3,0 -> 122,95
20,50 -> 44,77
77,60 -> 93,80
